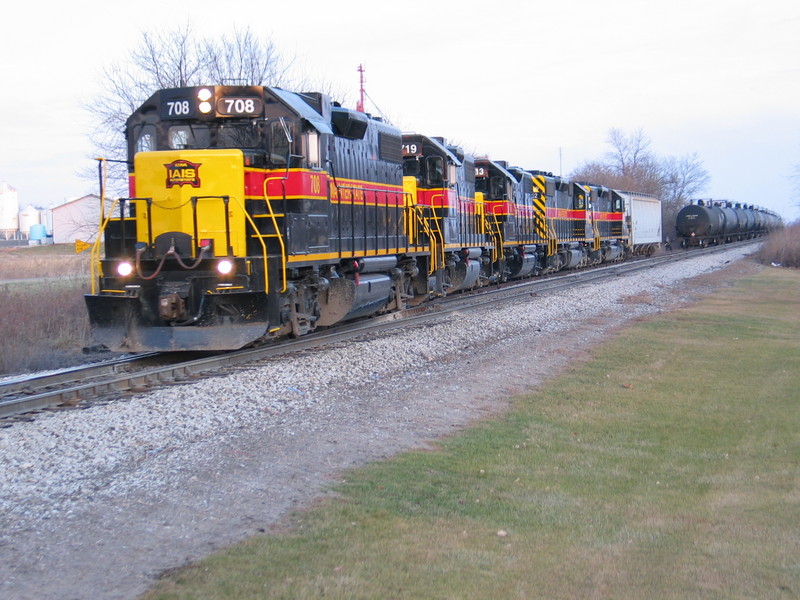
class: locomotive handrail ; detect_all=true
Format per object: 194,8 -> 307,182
412,204 -> 444,274
261,176 -> 289,293
189,196 -> 233,257
425,207 -> 443,273
475,192 -> 487,235
547,219 -> 558,256
482,210 -> 504,264
230,194 -> 274,292
89,197 -> 121,295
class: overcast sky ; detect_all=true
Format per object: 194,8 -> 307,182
1,0 -> 798,221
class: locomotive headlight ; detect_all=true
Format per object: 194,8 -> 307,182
197,88 -> 213,101
217,260 -> 234,275
198,101 -> 213,114
117,261 -> 134,277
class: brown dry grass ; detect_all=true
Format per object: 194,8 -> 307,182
757,223 -> 800,268
0,244 -> 91,279
0,245 -> 93,375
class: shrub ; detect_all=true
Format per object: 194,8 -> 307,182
0,280 -> 92,375
0,246 -> 94,375
757,223 -> 800,268
0,245 -> 91,280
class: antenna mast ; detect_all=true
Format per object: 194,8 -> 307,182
356,64 -> 366,113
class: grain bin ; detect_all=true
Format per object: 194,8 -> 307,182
18,204 -> 41,239
29,223 -> 47,244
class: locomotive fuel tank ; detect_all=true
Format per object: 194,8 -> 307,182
506,246 -> 538,279
560,243 -> 584,269
603,241 -> 623,262
316,272 -> 393,327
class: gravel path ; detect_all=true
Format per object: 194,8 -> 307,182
0,247 -> 761,600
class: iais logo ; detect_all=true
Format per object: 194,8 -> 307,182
164,159 -> 202,188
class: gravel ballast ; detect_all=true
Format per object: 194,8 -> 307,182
0,247 -> 761,599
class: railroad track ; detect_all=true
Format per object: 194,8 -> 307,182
0,242 -> 755,421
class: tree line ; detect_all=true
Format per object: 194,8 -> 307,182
570,128 -> 710,236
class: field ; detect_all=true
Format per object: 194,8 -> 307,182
0,245 -> 93,375
141,265 -> 800,600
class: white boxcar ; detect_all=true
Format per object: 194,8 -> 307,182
623,192 -> 662,255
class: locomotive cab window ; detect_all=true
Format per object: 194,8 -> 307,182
269,120 -> 294,166
135,126 -> 156,154
168,125 -> 210,150
426,157 -> 444,187
490,176 -> 505,200
403,158 -> 420,178
216,121 -> 264,149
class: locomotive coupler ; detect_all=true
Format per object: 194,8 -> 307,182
158,293 -> 186,321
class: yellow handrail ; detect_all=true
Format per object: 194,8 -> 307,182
412,205 -> 444,274
547,221 -> 558,257
89,197 -> 120,295
484,212 -> 504,264
229,195 -> 273,293
262,177 -> 288,293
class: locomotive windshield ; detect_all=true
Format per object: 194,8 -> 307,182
475,175 -> 506,200
128,118 -> 297,169
131,120 -> 268,153
402,155 -> 445,187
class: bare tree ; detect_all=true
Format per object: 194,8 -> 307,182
606,128 -> 654,177
571,130 -> 663,195
135,25 -> 206,88
568,161 -> 619,188
570,128 -> 711,239
86,25 -> 294,195
793,162 -> 800,208
203,28 -> 293,86
660,152 -> 712,227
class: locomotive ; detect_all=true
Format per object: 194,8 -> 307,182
675,199 -> 780,248
86,85 -> 653,352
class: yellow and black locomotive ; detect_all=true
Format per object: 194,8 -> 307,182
86,85 -> 633,351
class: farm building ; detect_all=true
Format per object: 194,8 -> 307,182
50,195 -> 109,245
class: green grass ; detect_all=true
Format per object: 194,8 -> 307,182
143,267 -> 800,599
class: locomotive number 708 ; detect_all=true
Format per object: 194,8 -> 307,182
165,100 -> 191,116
